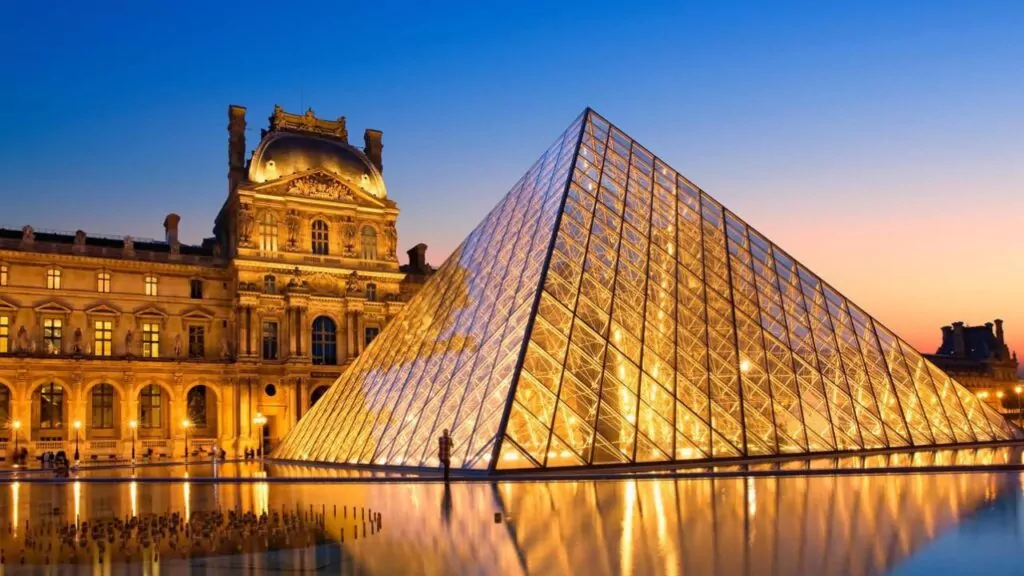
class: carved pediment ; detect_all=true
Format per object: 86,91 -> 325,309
133,305 -> 168,319
85,302 -> 122,316
33,300 -> 73,315
248,170 -> 386,207
181,306 -> 216,321
0,296 -> 18,311
287,172 -> 356,201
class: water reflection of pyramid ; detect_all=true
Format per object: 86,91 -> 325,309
275,109 -> 1015,472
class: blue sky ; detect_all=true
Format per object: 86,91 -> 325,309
2,0 -> 1022,357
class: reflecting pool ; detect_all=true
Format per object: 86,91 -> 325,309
0,471 -> 1021,574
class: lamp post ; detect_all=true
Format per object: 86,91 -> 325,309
11,420 -> 21,465
73,420 -> 82,465
182,419 -> 191,462
253,412 -> 267,464
129,420 -> 138,465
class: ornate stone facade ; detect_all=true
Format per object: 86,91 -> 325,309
0,105 -> 433,461
924,319 -> 1022,416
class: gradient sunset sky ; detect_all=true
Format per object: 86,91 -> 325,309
2,1 -> 1022,370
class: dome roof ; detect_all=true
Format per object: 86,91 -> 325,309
248,132 -> 387,199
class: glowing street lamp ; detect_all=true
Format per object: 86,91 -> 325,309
182,419 -> 191,462
129,420 -> 138,465
73,420 -> 82,464
253,412 -> 267,464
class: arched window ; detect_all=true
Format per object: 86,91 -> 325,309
361,226 -> 377,260
39,383 -> 64,429
311,220 -> 330,255
187,386 -> 208,427
259,213 -> 278,253
365,283 -> 377,302
0,385 -> 10,430
312,316 -> 337,365
91,383 -> 115,429
139,384 -> 163,429
310,386 -> 330,407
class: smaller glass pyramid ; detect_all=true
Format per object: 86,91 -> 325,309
274,109 -> 1016,472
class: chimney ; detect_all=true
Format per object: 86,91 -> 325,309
952,321 -> 966,357
940,325 -> 954,354
407,243 -> 427,273
364,129 -> 383,173
164,213 -> 181,245
995,319 -> 1005,345
228,105 -> 247,192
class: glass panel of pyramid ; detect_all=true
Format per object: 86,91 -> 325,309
273,109 -> 1017,471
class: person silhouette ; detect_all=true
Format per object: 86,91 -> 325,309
437,429 -> 454,484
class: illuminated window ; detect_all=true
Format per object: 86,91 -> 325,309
366,283 -> 377,302
144,275 -> 158,296
365,326 -> 380,347
264,275 -> 276,294
97,271 -> 111,293
260,213 -> 278,253
311,220 -> 330,255
361,226 -> 377,260
0,316 -> 8,354
94,320 -> 112,356
189,279 -> 203,299
91,383 -> 115,429
312,316 -> 337,365
188,325 -> 205,359
139,384 -> 162,429
43,318 -> 62,354
46,267 -> 61,290
262,321 -> 278,360
39,383 -> 64,429
142,322 -> 160,357
0,264 -> 7,286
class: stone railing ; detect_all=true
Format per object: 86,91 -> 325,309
89,440 -> 119,451
35,440 -> 65,451
0,237 -> 222,265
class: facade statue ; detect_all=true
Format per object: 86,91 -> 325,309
123,235 -> 134,254
125,329 -> 134,355
221,338 -> 232,359
173,333 -> 183,357
238,204 -> 254,244
385,223 -> 398,258
345,271 -> 363,294
16,325 -> 29,352
72,327 -> 84,353
21,225 -> 34,243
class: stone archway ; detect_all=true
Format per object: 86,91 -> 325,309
310,385 -> 330,408
185,384 -> 219,439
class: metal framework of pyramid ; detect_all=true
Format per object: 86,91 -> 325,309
274,109 -> 1015,472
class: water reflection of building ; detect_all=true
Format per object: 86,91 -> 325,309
924,320 -> 1022,416
0,105 -> 435,461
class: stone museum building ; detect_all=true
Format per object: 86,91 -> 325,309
924,320 -> 1022,416
0,105 -> 434,461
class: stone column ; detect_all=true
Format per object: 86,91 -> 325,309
244,307 -> 253,356
295,308 -> 303,357
356,312 -> 365,355
346,311 -> 356,360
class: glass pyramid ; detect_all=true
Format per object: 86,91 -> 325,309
274,109 -> 1016,471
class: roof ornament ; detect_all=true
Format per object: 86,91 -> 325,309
269,105 -> 348,141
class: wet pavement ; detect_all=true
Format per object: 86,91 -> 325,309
0,468 -> 1021,574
